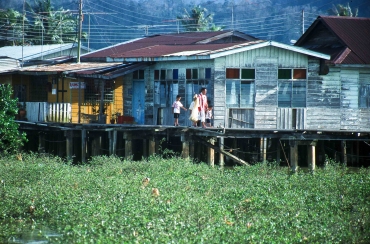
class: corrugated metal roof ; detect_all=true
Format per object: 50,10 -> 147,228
19,62 -> 122,74
82,30 -> 258,60
296,16 -> 370,64
0,43 -> 87,61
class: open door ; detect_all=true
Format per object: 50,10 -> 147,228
133,80 -> 145,124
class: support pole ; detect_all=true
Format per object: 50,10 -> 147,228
65,130 -> 73,161
341,140 -> 347,166
290,140 -> 298,172
149,136 -> 156,156
124,132 -> 132,160
208,137 -> 215,167
276,139 -> 281,165
189,137 -> 194,160
38,132 -> 45,153
81,129 -> 86,163
219,137 -> 224,168
181,133 -> 189,160
308,141 -> 317,172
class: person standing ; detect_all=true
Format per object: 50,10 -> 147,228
205,105 -> 213,127
189,94 -> 199,127
172,95 -> 187,126
198,88 -> 208,128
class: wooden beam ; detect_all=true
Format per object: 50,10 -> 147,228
38,132 -> 45,153
193,136 -> 250,166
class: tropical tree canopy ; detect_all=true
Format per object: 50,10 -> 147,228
26,0 -> 83,45
178,5 -> 223,32
0,9 -> 27,46
327,3 -> 358,17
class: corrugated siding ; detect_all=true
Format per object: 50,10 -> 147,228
277,108 -> 305,130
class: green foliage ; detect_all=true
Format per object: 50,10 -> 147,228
178,5 -> 223,32
0,153 -> 369,243
328,3 -> 358,17
0,9 -> 28,46
26,0 -> 86,45
0,85 -> 27,153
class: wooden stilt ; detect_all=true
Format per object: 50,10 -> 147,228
38,132 -> 45,153
143,139 -> 147,158
189,137 -> 194,159
341,140 -> 347,166
65,130 -> 73,161
356,141 -> 359,166
124,132 -> 132,160
290,140 -> 298,172
91,134 -> 101,157
149,136 -> 156,156
208,137 -> 215,167
276,139 -> 281,165
81,129 -> 86,163
108,130 -> 117,156
308,141 -> 316,171
219,137 -> 224,168
112,130 -> 117,156
181,133 -> 189,159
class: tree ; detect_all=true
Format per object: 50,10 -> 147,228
26,0 -> 84,45
178,5 -> 223,32
0,9 -> 28,46
0,85 -> 27,153
327,3 -> 358,17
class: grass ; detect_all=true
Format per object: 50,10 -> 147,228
0,153 -> 369,243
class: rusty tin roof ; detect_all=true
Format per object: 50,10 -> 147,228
295,16 -> 370,64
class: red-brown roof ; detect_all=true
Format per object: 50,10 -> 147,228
295,16 -> 370,64
82,31 -> 259,60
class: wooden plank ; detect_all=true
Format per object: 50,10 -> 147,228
193,136 -> 250,166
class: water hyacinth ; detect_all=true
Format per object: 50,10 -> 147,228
0,153 -> 369,243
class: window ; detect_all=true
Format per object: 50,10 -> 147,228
278,68 -> 307,107
84,79 -> 114,104
29,75 -> 48,102
359,74 -> 370,108
278,68 -> 307,79
154,69 -> 178,106
186,68 -> 211,107
133,70 -> 144,79
226,68 -> 255,108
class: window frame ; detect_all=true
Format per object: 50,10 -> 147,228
225,68 -> 255,108
277,68 -> 307,108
